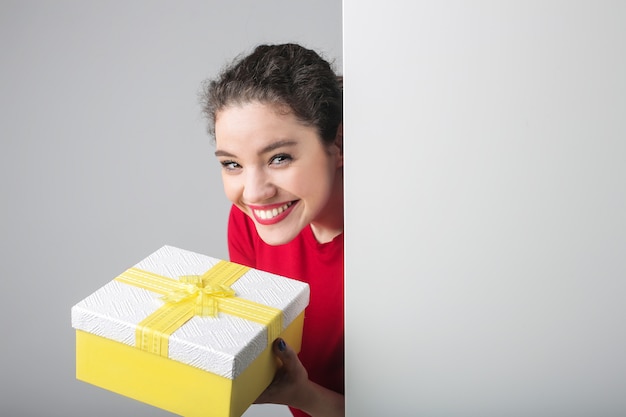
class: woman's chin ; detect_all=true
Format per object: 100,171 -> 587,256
256,227 -> 301,247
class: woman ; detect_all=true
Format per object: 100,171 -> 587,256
201,43 -> 344,417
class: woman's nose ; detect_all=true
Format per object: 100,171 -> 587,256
242,168 -> 275,203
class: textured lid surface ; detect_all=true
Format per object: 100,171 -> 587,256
71,245 -> 310,379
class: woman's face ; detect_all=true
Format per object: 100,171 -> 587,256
214,101 -> 342,246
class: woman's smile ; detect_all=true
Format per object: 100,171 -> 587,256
249,201 -> 298,225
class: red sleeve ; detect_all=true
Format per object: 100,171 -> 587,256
227,205 -> 257,268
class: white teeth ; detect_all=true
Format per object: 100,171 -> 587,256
254,202 -> 292,221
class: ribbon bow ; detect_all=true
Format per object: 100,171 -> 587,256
114,260 -> 283,357
161,275 -> 237,317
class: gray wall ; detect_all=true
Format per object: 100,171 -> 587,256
344,1 -> 626,416
0,1 -> 341,416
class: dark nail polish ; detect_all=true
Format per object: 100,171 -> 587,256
277,338 -> 286,352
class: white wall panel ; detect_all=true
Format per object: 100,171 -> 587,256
344,2 -> 626,416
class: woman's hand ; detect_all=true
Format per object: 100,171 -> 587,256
255,338 -> 345,417
255,338 -> 309,406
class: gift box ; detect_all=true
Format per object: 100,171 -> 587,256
71,245 -> 309,417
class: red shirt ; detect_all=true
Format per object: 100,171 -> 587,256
227,205 -> 344,417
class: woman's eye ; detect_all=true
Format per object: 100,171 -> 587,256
220,160 -> 241,170
269,153 -> 292,166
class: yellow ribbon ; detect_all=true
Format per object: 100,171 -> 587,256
114,260 -> 283,357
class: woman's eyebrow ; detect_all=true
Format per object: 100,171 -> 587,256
214,149 -> 235,158
214,140 -> 297,158
259,140 -> 297,154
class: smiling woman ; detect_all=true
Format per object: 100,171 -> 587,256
200,44 -> 344,417
214,102 -> 343,245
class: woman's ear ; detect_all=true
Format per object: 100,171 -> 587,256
334,123 -> 344,167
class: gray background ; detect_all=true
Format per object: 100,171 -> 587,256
344,1 -> 625,416
0,1 -> 341,416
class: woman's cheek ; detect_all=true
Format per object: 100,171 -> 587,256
221,175 -> 241,204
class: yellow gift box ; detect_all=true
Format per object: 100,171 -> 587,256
71,245 -> 310,417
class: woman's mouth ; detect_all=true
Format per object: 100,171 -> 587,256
250,201 -> 297,225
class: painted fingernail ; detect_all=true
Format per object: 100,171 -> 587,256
277,338 -> 286,352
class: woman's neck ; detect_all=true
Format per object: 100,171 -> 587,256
310,170 -> 344,244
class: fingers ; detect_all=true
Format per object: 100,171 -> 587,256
273,337 -> 296,368
273,337 -> 309,382
254,338 -> 294,405
254,337 -> 310,406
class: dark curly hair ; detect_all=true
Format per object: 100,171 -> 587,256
201,43 -> 342,145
